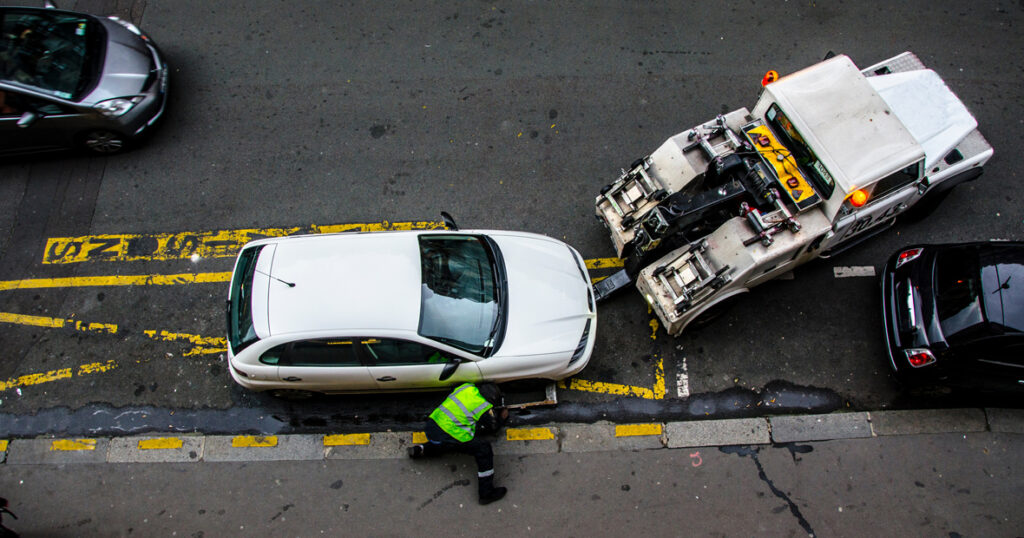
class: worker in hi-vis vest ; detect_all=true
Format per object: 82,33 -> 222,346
408,383 -> 509,504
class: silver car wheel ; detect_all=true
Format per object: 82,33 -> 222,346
82,130 -> 126,154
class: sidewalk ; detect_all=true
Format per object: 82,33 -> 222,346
3,408 -> 1022,465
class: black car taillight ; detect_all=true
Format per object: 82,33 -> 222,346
895,247 -> 923,269
904,348 -> 936,368
568,319 -> 591,366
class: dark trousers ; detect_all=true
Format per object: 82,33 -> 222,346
422,420 -> 495,478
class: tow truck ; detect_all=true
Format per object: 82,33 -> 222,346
594,52 -> 993,336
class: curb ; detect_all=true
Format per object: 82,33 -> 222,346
1,408 -> 1021,465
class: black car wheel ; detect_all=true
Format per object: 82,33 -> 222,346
81,130 -> 127,154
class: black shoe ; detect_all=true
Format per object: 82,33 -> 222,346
407,444 -> 424,458
479,486 -> 507,505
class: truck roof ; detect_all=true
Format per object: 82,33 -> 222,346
764,55 -> 924,196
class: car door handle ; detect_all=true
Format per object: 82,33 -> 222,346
377,376 -> 397,382
282,376 -> 302,382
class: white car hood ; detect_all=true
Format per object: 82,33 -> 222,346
488,232 -> 591,358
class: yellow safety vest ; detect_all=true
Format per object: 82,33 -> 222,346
429,383 -> 493,442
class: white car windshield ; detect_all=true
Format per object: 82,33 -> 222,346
417,234 -> 504,355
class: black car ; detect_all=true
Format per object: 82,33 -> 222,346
881,241 -> 1024,392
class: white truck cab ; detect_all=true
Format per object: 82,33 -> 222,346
594,52 -> 993,336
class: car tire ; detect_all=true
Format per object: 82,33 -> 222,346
269,389 -> 317,400
80,130 -> 128,155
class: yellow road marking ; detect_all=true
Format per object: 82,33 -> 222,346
585,257 -> 623,270
560,357 -> 665,400
615,424 -> 663,437
0,440 -> 8,451
324,433 -> 371,446
232,435 -> 277,448
412,432 -> 428,444
506,427 -> 555,441
138,437 -> 184,450
42,221 -> 445,265
0,360 -> 119,393
143,330 -> 226,356
51,439 -> 97,451
0,312 -> 117,334
0,272 -> 232,291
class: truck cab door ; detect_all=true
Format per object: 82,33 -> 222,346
823,162 -> 923,252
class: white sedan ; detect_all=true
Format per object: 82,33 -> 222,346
226,227 -> 596,396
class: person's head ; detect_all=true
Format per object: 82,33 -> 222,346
476,383 -> 502,406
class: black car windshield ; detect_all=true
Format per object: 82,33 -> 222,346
935,247 -> 993,344
228,245 -> 263,354
0,10 -> 102,99
980,246 -> 1024,334
418,235 -> 504,355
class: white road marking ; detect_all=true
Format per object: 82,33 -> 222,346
833,266 -> 876,278
677,357 -> 690,398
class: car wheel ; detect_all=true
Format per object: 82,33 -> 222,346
269,389 -> 317,400
80,130 -> 127,154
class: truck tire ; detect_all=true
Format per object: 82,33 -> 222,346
902,189 -> 952,222
688,295 -> 741,329
904,168 -> 982,222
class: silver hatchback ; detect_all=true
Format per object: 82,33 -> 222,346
0,3 -> 167,155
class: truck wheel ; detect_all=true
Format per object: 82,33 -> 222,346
689,296 -> 740,329
902,189 -> 951,222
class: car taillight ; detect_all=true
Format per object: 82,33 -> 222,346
903,348 -> 936,368
895,248 -> 923,269
230,363 -> 252,378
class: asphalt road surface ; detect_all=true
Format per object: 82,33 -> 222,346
1,0 -> 1023,436
1,431 -> 1022,537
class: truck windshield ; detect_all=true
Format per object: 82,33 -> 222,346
227,245 -> 263,354
766,104 -> 835,199
0,10 -> 103,100
418,235 -> 506,356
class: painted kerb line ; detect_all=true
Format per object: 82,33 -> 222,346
42,221 -> 445,265
324,434 -> 371,446
506,428 -> 556,441
51,439 -> 97,451
615,424 -> 663,437
232,436 -> 278,448
138,438 -> 185,450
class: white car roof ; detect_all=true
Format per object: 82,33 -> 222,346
867,69 -> 977,171
764,55 -> 924,194
254,232 -> 422,337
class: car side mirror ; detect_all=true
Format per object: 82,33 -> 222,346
17,111 -> 38,128
440,211 -> 459,231
438,359 -> 462,381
